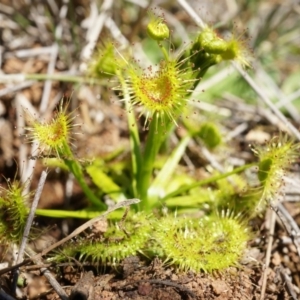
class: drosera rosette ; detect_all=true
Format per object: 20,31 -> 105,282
125,58 -> 197,129
0,179 -> 31,246
25,100 -> 79,160
120,53 -> 199,205
25,100 -> 106,209
252,133 -> 300,204
51,212 -> 154,268
152,211 -> 250,272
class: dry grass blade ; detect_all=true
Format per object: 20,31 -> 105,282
80,0 -> 114,64
11,171 -> 48,295
233,63 -> 300,141
34,198 -> 140,259
259,208 -> 276,300
271,202 -> 300,257
26,246 -> 68,300
279,266 -> 298,300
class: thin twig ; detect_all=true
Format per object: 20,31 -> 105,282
170,134 -> 195,172
0,73 -> 86,84
276,88 -> 300,109
225,123 -> 248,141
80,0 -> 113,64
191,101 -> 231,117
270,202 -> 300,257
122,279 -> 196,298
0,81 -> 35,97
47,0 -> 59,15
0,199 -> 140,277
177,0 -> 205,29
17,170 -> 48,264
259,208 -> 276,300
278,266 -> 298,300
200,145 -> 225,173
233,63 -> 300,141
254,63 -> 300,122
12,171 -> 48,293
104,17 -> 129,47
193,66 -> 234,94
36,198 -> 140,258
176,0 -> 300,141
39,44 -> 58,114
15,94 -> 28,178
39,0 -> 68,114
26,247 -> 68,300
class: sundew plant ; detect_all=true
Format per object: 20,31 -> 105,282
2,11 -> 300,274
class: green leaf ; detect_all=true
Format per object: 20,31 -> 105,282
197,122 -> 222,149
35,208 -> 125,220
165,192 -> 212,207
86,160 -> 126,202
148,135 -> 191,201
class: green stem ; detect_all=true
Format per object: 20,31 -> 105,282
161,162 -> 257,201
117,72 -> 142,200
139,113 -> 173,209
61,140 -> 106,210
160,45 -> 169,61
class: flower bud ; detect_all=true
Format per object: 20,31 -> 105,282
147,15 -> 170,41
197,27 -> 227,54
